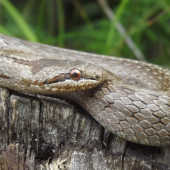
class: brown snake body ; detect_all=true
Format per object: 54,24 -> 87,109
0,34 -> 170,147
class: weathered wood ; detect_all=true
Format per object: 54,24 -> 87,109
0,86 -> 170,170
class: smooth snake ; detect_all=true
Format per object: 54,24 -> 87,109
0,33 -> 170,147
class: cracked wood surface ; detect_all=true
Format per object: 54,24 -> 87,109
0,87 -> 170,170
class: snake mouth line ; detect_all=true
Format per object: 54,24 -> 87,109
42,73 -> 100,85
20,75 -> 101,93
27,79 -> 100,93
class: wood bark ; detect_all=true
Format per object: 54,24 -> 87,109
0,87 -> 170,170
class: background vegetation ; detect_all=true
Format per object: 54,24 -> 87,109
0,0 -> 170,66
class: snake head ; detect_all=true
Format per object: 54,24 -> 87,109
45,62 -> 107,93
24,60 -> 110,94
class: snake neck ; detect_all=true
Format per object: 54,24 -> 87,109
67,79 -> 170,147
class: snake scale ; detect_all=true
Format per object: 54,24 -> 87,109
1,34 -> 170,147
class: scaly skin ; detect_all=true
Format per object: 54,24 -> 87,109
0,34 -> 170,147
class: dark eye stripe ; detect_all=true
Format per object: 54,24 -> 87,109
43,74 -> 65,84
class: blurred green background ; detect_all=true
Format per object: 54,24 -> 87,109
0,0 -> 170,66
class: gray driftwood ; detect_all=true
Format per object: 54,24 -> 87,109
0,87 -> 170,170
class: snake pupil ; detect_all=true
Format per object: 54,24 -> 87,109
72,72 -> 78,77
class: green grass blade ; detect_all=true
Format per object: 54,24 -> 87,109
105,0 -> 129,52
0,0 -> 38,41
56,0 -> 65,47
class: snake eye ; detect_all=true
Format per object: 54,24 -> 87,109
70,69 -> 81,80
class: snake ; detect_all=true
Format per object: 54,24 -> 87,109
1,34 -> 170,147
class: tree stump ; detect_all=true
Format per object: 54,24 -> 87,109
0,87 -> 170,170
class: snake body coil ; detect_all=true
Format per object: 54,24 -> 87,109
0,34 -> 170,147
